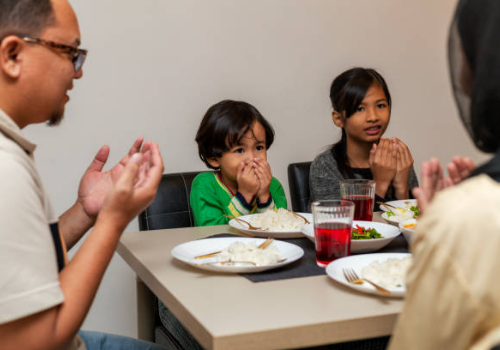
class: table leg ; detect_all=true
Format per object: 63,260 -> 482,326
136,277 -> 155,342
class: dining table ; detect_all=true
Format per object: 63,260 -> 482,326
117,212 -> 409,350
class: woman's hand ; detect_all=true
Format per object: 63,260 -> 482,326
369,138 -> 397,198
446,156 -> 475,185
393,138 -> 414,199
413,156 -> 475,215
237,160 -> 259,203
254,158 -> 272,204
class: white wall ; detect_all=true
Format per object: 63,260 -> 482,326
24,0 -> 488,337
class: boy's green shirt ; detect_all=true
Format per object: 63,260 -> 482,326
190,172 -> 287,226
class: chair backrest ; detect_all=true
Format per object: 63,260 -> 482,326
287,162 -> 312,213
139,171 -> 202,231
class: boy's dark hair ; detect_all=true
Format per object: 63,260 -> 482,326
329,67 -> 391,178
0,0 -> 55,40
195,100 -> 275,170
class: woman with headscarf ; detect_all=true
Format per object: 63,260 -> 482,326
388,0 -> 500,349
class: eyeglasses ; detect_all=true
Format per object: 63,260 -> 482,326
18,35 -> 87,72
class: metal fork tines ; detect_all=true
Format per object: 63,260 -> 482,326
342,268 -> 391,295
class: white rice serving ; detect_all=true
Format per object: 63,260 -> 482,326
361,256 -> 412,288
383,208 -> 415,222
250,208 -> 305,231
217,241 -> 281,266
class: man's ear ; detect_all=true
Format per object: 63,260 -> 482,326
0,36 -> 23,79
207,157 -> 220,169
332,111 -> 345,128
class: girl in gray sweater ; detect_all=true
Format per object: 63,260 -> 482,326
310,68 -> 418,208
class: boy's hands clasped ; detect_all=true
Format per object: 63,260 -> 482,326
254,158 -> 272,203
236,158 -> 272,204
370,137 -> 413,199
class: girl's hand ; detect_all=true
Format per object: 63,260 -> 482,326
369,138 -> 397,198
237,160 -> 259,203
254,158 -> 272,203
393,138 -> 414,199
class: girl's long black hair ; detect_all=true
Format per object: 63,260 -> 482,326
329,68 -> 391,178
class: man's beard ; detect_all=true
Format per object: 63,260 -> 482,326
47,111 -> 64,126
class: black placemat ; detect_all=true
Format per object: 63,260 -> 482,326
204,234 -> 326,282
204,233 -> 409,283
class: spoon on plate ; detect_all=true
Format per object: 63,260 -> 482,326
286,210 -> 310,224
223,214 -> 266,230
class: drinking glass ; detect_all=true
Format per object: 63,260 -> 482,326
311,200 -> 355,267
339,179 -> 375,221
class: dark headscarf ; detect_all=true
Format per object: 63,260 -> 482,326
449,0 -> 500,180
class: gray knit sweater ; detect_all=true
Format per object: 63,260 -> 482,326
309,149 -> 419,203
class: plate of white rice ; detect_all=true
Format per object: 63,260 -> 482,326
228,209 -> 313,238
325,253 -> 412,297
171,237 -> 304,273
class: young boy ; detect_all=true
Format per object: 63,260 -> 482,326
191,100 -> 287,226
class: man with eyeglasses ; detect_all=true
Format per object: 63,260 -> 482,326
0,1 -> 166,349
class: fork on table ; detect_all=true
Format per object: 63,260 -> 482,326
342,268 -> 391,295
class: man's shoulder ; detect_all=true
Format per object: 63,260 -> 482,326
0,143 -> 33,179
0,132 -> 30,158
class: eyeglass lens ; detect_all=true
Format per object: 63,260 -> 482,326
73,52 -> 86,72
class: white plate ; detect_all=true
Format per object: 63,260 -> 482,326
300,221 -> 400,253
380,211 -> 415,226
171,237 -> 304,273
326,253 -> 412,297
228,213 -> 313,238
399,219 -> 417,244
379,199 -> 418,212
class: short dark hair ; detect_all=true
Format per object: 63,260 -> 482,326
195,100 -> 275,170
0,0 -> 55,41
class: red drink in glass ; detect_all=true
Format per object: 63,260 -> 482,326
314,222 -> 351,267
342,195 -> 373,221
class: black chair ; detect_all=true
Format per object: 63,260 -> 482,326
287,161 -> 312,213
138,171 -> 204,350
139,171 -> 201,231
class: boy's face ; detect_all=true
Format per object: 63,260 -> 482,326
208,121 -> 267,189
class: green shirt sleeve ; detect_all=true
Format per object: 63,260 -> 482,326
190,173 -> 230,227
270,177 -> 287,210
